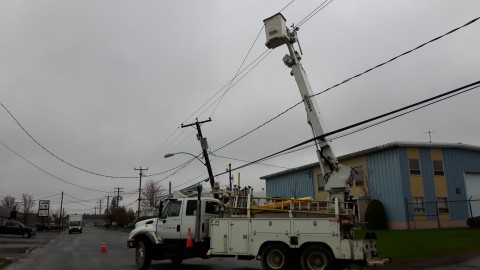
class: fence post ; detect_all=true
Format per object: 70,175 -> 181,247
436,199 -> 440,229
468,196 -> 473,218
405,197 -> 410,230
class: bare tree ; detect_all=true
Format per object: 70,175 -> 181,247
21,193 -> 35,225
141,179 -> 164,208
1,195 -> 18,211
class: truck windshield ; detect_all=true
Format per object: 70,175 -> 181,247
161,200 -> 182,218
69,221 -> 81,226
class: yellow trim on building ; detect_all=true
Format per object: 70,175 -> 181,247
430,148 -> 448,199
430,148 -> 443,160
414,215 -> 428,221
410,176 -> 424,197
407,147 -> 420,159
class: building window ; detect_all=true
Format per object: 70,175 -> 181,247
413,197 -> 425,214
409,159 -> 421,175
432,160 -> 445,176
353,166 -> 364,186
317,174 -> 324,191
437,197 -> 449,214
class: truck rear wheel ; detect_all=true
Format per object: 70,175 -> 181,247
261,243 -> 290,270
135,240 -> 152,269
300,245 -> 333,270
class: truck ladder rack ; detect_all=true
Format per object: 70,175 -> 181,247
223,195 -> 355,218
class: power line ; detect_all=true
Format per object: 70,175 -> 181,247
310,16 -> 480,99
0,101 -> 136,179
141,127 -> 180,166
279,0 -> 296,13
297,0 -> 335,27
139,2 -> 297,172
211,16 -> 480,155
0,138 -> 112,193
210,153 -> 291,170
209,25 -> 267,117
329,84 -> 480,141
202,80 -> 480,182
212,99 -> 303,153
64,193 -> 101,203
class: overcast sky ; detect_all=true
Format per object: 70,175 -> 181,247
1,0 -> 479,215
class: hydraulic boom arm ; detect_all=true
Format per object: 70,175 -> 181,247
263,13 -> 354,200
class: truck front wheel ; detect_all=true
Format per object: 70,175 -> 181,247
135,240 -> 152,269
300,245 -> 333,270
261,243 -> 290,270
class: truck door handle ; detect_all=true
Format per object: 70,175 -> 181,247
176,225 -> 180,232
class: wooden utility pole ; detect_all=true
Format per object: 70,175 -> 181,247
135,167 -> 148,220
114,187 -> 123,230
228,163 -> 233,191
181,118 -> 218,198
99,199 -> 102,226
106,196 -> 110,216
59,191 -> 64,231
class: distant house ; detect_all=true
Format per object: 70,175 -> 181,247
261,142 -> 480,229
0,206 -> 10,226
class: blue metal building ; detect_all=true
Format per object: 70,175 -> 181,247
260,142 -> 480,229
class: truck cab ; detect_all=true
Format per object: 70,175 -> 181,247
127,197 -> 220,268
157,197 -> 219,240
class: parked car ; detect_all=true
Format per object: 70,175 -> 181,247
126,221 -> 136,229
0,221 -> 37,238
34,224 -> 49,231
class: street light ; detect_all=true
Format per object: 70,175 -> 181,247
164,152 -> 206,166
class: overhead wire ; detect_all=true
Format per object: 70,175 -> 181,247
141,127 -> 180,166
297,0 -> 335,27
0,101 -> 136,179
210,153 -> 291,169
329,84 -> 480,141
211,15 -> 480,155
140,1 -> 298,172
0,138 -> 113,193
309,16 -> 480,99
193,80 -> 480,183
208,25 -> 267,117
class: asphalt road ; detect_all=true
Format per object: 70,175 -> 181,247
2,227 -> 479,270
2,227 -> 262,270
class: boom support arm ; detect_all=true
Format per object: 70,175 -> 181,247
263,13 -> 353,200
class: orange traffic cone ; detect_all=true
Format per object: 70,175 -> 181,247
101,240 -> 108,253
186,228 -> 193,248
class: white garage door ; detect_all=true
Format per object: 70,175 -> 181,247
464,173 -> 480,217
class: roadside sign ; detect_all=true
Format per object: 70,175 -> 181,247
38,200 -> 50,216
39,200 -> 50,210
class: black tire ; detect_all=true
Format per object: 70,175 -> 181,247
261,243 -> 290,270
23,232 -> 30,238
135,240 -> 152,270
300,245 -> 334,270
171,258 -> 183,265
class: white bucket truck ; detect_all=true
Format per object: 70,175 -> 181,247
127,13 -> 388,269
